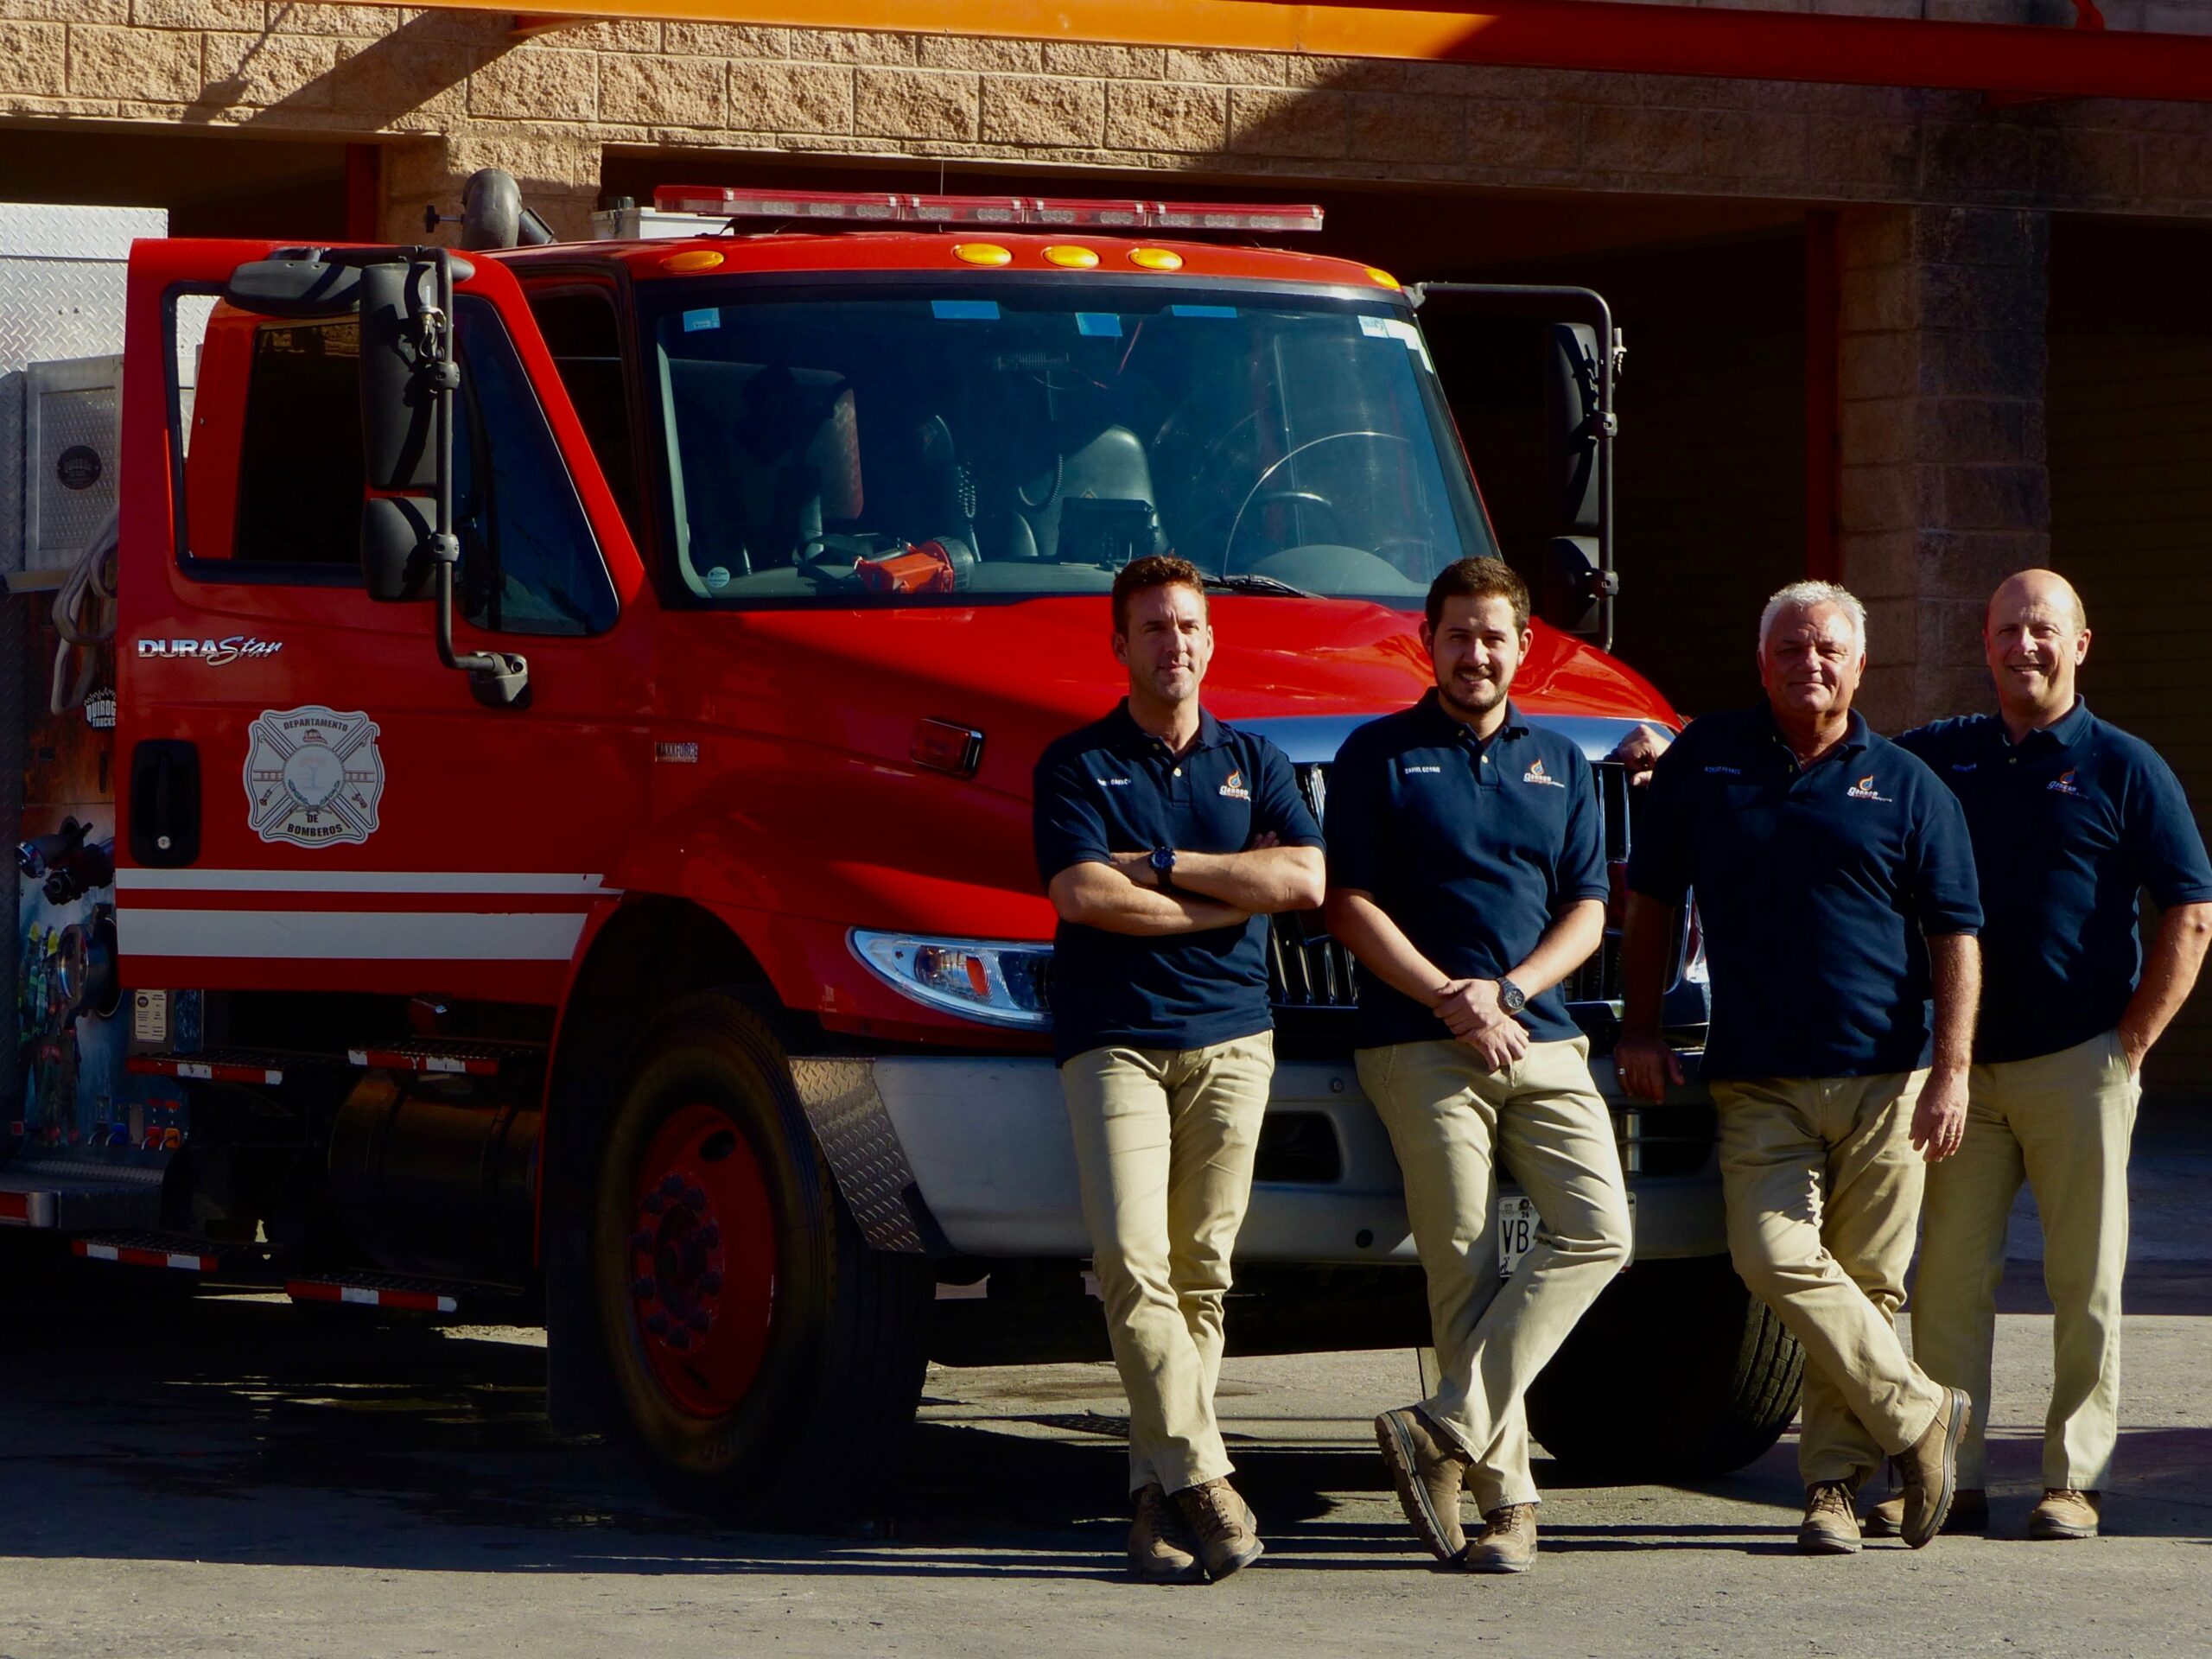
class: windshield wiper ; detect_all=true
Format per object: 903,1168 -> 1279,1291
1205,573 -> 1314,599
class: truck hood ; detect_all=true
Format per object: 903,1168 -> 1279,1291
639,594 -> 1680,962
725,592 -> 1678,787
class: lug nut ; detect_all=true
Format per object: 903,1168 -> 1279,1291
632,1276 -> 656,1300
641,1192 -> 664,1216
683,1185 -> 707,1212
660,1174 -> 685,1197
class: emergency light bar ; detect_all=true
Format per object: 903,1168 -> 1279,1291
651,186 -> 1325,234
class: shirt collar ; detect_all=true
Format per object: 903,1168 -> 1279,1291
1754,702 -> 1872,762
2012,696 -> 2093,755
1414,688 -> 1531,747
1109,699 -> 1228,753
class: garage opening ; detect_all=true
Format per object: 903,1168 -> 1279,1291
2049,213 -> 2212,1094
0,128 -> 353,240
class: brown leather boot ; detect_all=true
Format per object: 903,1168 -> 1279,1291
1894,1388 -> 1972,1548
1128,1482 -> 1202,1583
1173,1478 -> 1265,1580
1463,1503 -> 1538,1574
2028,1489 -> 2101,1540
1865,1486 -> 1986,1537
1797,1481 -> 1862,1554
1375,1406 -> 1471,1562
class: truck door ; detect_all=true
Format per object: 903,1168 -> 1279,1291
114,243 -> 652,1005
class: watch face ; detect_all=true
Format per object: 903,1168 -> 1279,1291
1499,980 -> 1525,1013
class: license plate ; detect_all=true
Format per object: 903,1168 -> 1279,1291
1497,1192 -> 1635,1279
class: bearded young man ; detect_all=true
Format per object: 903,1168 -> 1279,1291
1325,557 -> 1632,1574
1033,554 -> 1325,1583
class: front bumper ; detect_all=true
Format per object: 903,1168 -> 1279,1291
791,1051 -> 1721,1265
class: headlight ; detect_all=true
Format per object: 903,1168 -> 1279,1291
849,930 -> 1054,1029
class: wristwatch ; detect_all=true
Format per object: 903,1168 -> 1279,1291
1495,977 -> 1528,1016
1149,846 -> 1178,890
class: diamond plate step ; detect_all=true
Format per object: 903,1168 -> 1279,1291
344,1039 -> 545,1077
71,1230 -> 269,1276
284,1272 -> 513,1315
0,1161 -> 162,1230
127,1047 -> 345,1087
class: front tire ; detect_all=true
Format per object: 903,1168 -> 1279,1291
589,994 -> 930,1519
1526,1255 -> 1802,1481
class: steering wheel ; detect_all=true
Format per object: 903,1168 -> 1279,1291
1236,490 -> 1349,544
1224,430 -> 1412,573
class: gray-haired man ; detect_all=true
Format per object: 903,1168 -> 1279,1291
1617,581 -> 1983,1555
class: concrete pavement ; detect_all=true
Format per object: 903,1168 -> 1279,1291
0,1106 -> 2204,1658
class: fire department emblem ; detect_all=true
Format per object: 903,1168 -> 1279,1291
244,705 -> 385,847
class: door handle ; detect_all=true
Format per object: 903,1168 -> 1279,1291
129,740 -> 200,868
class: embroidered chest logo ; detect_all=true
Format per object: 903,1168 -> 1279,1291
2048,769 -> 2082,798
1522,757 -> 1567,788
1846,773 -> 1893,804
245,704 -> 385,847
1218,769 -> 1251,802
1951,761 -> 1978,773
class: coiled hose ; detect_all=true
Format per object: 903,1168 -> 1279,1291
49,510 -> 119,715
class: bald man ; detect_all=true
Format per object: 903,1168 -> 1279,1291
1888,571 -> 2212,1541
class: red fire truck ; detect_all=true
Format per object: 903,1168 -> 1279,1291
1,176 -> 1794,1516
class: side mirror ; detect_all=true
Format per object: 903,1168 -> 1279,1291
360,493 -> 436,601
358,259 -> 442,493
1539,536 -> 1615,638
223,257 -> 361,319
1543,322 -> 1605,537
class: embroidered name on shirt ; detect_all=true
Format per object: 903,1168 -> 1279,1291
2048,769 -> 2082,797
1846,773 -> 1893,803
1218,768 -> 1251,802
1096,777 -> 1130,786
1522,757 -> 1567,788
1951,761 -> 1978,773
1704,764 -> 1742,776
1403,765 -> 1443,775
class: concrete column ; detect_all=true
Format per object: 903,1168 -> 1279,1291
1838,204 -> 2050,731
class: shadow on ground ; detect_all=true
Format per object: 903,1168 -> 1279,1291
3,1254 -> 2207,1580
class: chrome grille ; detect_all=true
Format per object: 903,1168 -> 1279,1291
1268,758 -> 1656,1018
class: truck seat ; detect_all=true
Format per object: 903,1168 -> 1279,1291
988,423 -> 1165,565
667,360 -> 860,580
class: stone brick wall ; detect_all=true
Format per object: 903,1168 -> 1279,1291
3,5 -> 2211,244
1839,205 -> 2050,728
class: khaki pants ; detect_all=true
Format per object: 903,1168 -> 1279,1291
1711,1072 -> 1948,1489
1060,1033 -> 1274,1497
1358,1037 -> 1633,1513
1913,1029 -> 2140,1491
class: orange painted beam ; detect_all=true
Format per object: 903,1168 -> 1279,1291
488,0 -> 2212,100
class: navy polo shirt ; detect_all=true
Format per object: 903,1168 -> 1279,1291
1628,704 -> 1982,1080
1033,702 -> 1324,1065
1326,694 -> 1611,1048
1899,699 -> 2212,1065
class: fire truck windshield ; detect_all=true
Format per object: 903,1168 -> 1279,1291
645,282 -> 1497,607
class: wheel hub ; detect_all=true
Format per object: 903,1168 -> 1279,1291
626,1103 -> 777,1416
